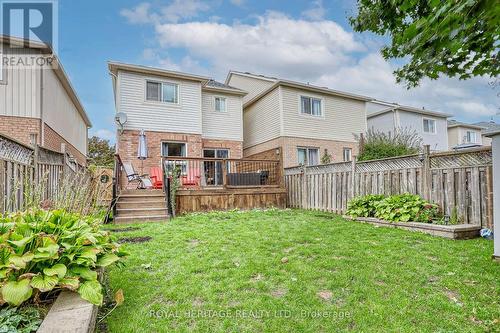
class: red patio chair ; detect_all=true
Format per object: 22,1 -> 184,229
182,165 -> 201,187
150,166 -> 163,189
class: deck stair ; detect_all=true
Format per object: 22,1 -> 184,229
114,189 -> 169,223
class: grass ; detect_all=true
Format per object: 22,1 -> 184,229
102,209 -> 499,333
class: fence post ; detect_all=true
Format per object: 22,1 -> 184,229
421,145 -> 431,201
486,131 -> 500,260
351,157 -> 357,198
301,165 -> 308,209
32,136 -> 39,184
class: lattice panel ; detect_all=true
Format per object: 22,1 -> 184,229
0,135 -> 33,165
306,161 -> 352,174
38,147 -> 64,165
356,155 -> 422,173
430,149 -> 492,169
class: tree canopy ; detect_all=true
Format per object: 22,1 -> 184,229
350,0 -> 499,88
88,136 -> 115,167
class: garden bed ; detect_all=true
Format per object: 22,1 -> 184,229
344,216 -> 481,239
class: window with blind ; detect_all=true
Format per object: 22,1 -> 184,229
300,96 -> 322,116
146,80 -> 179,103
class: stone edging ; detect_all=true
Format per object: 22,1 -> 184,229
343,216 -> 481,239
36,291 -> 98,333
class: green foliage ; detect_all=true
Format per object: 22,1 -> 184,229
88,136 -> 115,168
0,210 -> 127,306
350,0 -> 499,88
169,166 -> 182,218
374,194 -> 440,223
346,195 -> 385,217
356,128 -> 422,161
320,149 -> 332,164
0,307 -> 42,333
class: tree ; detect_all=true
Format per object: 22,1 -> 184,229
88,136 -> 115,167
349,0 -> 499,88
321,149 -> 332,164
355,128 -> 422,161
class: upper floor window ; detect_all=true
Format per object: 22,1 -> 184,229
423,118 -> 436,134
465,131 -> 478,143
343,148 -> 352,162
146,81 -> 179,103
297,147 -> 319,166
214,97 -> 226,112
300,96 -> 322,116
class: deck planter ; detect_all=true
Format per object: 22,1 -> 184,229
344,216 -> 481,239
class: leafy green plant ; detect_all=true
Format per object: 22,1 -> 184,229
169,166 -> 182,218
0,307 -> 42,333
0,209 -> 127,307
346,195 -> 386,218
374,194 -> 439,223
355,128 -> 422,161
320,149 -> 332,164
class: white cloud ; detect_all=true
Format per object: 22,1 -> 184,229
120,2 -> 152,24
301,0 -> 326,21
230,0 -> 245,7
120,0 -> 210,24
446,101 -> 497,117
93,129 -> 115,141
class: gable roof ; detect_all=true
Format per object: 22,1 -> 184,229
367,100 -> 451,119
473,121 -> 500,134
203,79 -> 247,96
447,120 -> 484,130
227,71 -> 373,107
1,35 -> 92,127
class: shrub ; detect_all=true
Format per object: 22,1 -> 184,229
0,307 -> 41,333
346,195 -> 386,217
0,209 -> 127,307
356,128 -> 422,161
374,194 -> 439,223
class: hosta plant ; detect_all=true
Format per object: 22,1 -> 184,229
346,195 -> 386,218
374,194 -> 439,223
0,209 -> 127,306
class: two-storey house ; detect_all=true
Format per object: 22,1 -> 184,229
108,62 -> 246,175
447,120 -> 485,150
226,71 -> 372,168
0,35 -> 91,165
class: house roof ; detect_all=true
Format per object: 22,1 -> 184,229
367,100 -> 451,119
203,79 -> 247,96
473,121 -> 500,134
0,35 -> 92,127
227,71 -> 373,107
108,61 -> 211,83
447,120 -> 485,130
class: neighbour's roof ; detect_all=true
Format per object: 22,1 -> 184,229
0,35 -> 92,127
473,121 -> 500,134
367,100 -> 451,119
227,70 -> 373,106
203,79 -> 247,95
447,120 -> 485,130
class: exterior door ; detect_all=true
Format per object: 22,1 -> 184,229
203,149 -> 229,185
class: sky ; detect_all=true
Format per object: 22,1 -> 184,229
52,0 -> 499,143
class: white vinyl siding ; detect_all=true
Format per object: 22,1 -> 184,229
42,68 -> 88,155
281,86 -> 366,142
202,92 -> 243,141
397,112 -> 448,151
227,73 -> 275,104
118,71 -> 202,134
243,87 -> 281,148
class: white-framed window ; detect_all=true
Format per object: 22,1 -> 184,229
300,96 -> 322,116
162,142 -> 187,174
146,80 -> 179,103
297,147 -> 319,166
343,148 -> 352,162
214,97 -> 226,112
423,118 -> 436,134
465,131 -> 478,143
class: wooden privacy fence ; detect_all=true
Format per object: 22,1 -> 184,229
284,147 -> 493,228
0,134 -> 84,214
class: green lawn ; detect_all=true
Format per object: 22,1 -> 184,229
103,209 -> 499,333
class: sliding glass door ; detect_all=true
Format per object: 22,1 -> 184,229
203,149 -> 229,186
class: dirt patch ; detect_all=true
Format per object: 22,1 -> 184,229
444,289 -> 463,306
270,289 -> 287,298
118,236 -> 152,244
427,276 -> 439,283
317,290 -> 333,302
192,297 -> 204,307
188,239 -> 200,247
250,273 -> 264,282
110,227 -> 142,233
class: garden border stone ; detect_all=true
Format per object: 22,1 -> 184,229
36,291 -> 98,333
344,216 -> 481,239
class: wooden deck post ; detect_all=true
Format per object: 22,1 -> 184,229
222,159 -> 228,189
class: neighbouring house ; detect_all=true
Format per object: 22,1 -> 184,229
226,71 -> 372,168
447,120 -> 485,150
0,35 -> 91,165
473,120 -> 500,146
366,100 -> 450,152
108,62 -> 247,182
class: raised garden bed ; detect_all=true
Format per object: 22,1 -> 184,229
344,216 -> 481,239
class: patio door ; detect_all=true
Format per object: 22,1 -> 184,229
203,149 -> 229,186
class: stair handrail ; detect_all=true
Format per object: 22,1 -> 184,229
110,154 -> 123,221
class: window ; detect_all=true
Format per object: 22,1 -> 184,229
161,142 -> 186,157
343,148 -> 352,162
423,118 -> 436,133
300,96 -> 322,116
297,147 -> 319,166
146,81 -> 179,103
214,97 -> 226,112
465,131 -> 478,143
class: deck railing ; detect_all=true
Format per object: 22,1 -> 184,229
161,157 -> 282,189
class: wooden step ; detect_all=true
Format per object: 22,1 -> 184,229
118,194 -> 166,202
114,214 -> 169,224
116,200 -> 166,209
116,207 -> 168,217
120,189 -> 164,195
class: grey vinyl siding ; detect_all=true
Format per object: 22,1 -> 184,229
243,87 -> 281,148
118,71 -> 202,134
202,91 -> 243,141
397,111 -> 448,151
281,86 -> 366,142
367,112 -> 396,134
228,74 -> 275,104
42,68 -> 88,154
0,46 -> 40,118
